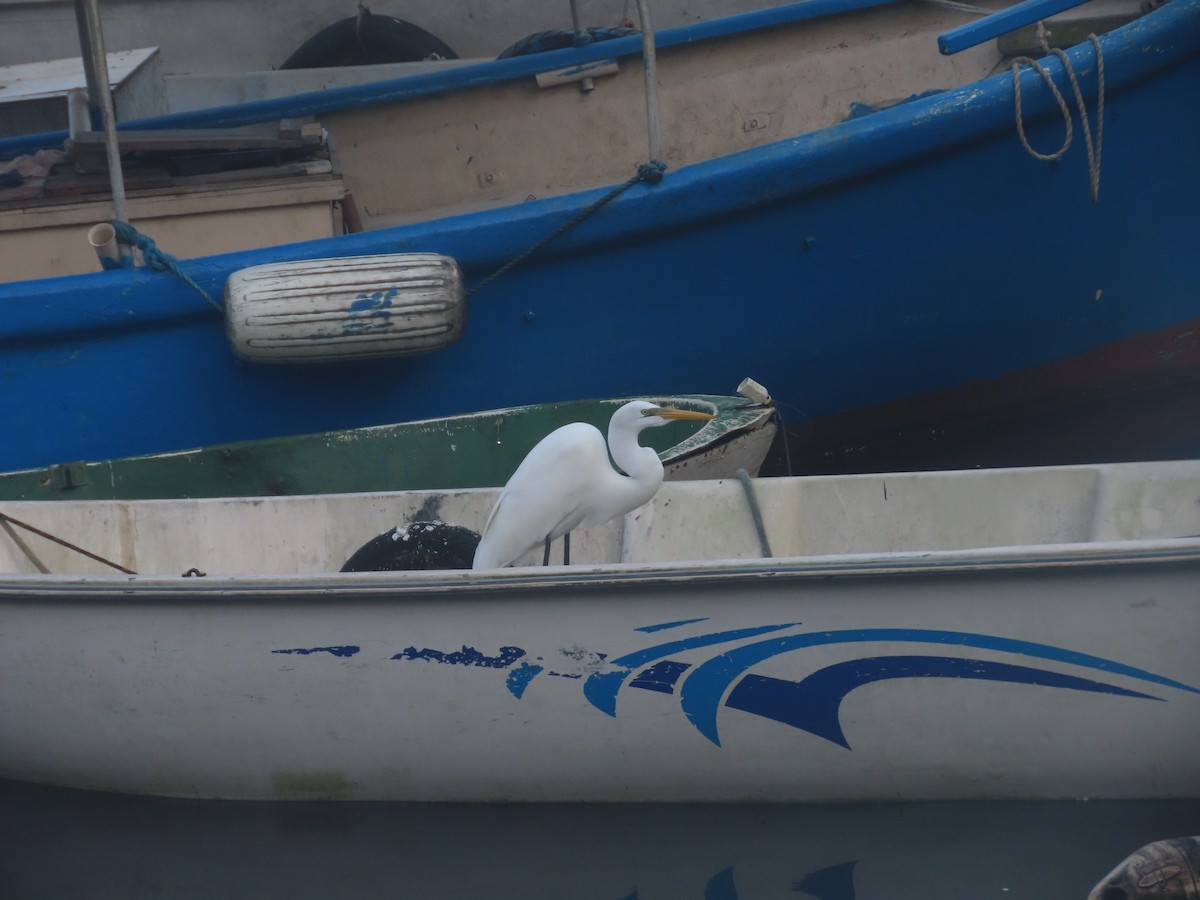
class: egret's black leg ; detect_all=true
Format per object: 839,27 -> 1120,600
543,537 -> 551,566
563,533 -> 571,566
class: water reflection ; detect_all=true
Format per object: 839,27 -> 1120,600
0,779 -> 1196,899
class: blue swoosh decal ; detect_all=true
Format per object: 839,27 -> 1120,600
507,662 -> 544,698
636,617 -> 710,633
724,656 -> 1163,749
795,861 -> 858,900
582,623 -> 797,716
272,645 -> 360,657
629,660 -> 692,694
679,629 -> 1200,745
392,645 -> 526,668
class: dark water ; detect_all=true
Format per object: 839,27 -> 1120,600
1,778 -> 1197,899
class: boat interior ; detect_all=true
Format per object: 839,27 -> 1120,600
1,460 -> 1197,577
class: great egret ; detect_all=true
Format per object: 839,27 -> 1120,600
472,401 -> 715,569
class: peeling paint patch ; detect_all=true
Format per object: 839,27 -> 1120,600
548,645 -> 609,678
630,659 -> 692,694
506,662 -> 543,699
392,644 -> 526,668
350,287 -> 398,312
272,645 -> 360,657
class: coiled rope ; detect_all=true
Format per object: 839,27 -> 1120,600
466,160 -> 667,298
1011,24 -> 1104,202
111,220 -> 222,312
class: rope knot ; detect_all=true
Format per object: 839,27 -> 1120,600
637,159 -> 668,184
109,221 -> 222,312
1011,31 -> 1104,202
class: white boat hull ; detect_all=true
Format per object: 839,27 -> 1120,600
2,461 -> 1198,801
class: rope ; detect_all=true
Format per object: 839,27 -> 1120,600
356,1 -> 371,52
774,408 -> 793,477
0,517 -> 48,573
466,160 -> 667,298
111,220 -> 223,312
1011,26 -> 1104,202
0,511 -> 137,575
736,468 -> 773,558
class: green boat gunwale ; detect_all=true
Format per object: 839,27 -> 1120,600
0,393 -> 774,501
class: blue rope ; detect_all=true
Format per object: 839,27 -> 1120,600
110,221 -> 222,312
466,160 -> 667,298
107,158 -> 667,310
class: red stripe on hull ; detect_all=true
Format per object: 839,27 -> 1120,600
773,317 -> 1200,475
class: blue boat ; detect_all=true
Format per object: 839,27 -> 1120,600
0,0 -> 1196,472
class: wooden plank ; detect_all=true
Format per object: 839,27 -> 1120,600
0,180 -> 45,203
28,166 -> 338,205
42,167 -> 174,197
167,159 -> 333,188
0,48 -> 158,105
0,174 -> 345,229
277,120 -> 326,145
69,128 -> 305,154
67,124 -> 325,174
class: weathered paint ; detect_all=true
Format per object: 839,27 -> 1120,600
0,460 -> 1198,801
0,0 -> 1195,473
321,622 -> 1199,749
0,394 -> 775,500
223,254 -> 465,363
787,317 -> 1200,475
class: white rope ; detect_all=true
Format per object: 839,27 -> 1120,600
1012,24 -> 1104,201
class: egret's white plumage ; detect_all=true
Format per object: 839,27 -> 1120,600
472,401 -> 715,569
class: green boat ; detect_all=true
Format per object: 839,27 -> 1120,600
0,394 -> 775,501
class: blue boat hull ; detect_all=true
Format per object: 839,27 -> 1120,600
2,0 -> 1197,471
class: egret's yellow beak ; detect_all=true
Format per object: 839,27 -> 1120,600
643,406 -> 716,421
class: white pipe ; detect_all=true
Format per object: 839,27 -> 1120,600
87,222 -> 122,269
66,89 -> 89,138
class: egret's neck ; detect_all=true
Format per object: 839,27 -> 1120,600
567,408 -> 667,529
603,420 -> 665,512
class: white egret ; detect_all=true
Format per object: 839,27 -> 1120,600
472,401 -> 715,569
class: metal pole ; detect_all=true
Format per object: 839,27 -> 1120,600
568,0 -> 589,45
72,0 -> 102,129
631,0 -> 661,164
73,0 -> 131,254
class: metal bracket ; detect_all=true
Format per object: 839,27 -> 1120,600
47,461 -> 90,491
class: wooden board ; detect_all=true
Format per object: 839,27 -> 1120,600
0,48 -> 159,105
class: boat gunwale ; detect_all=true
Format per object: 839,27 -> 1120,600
0,393 -> 773,493
2,536 -> 1197,601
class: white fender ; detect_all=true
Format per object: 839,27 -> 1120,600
224,253 -> 465,363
